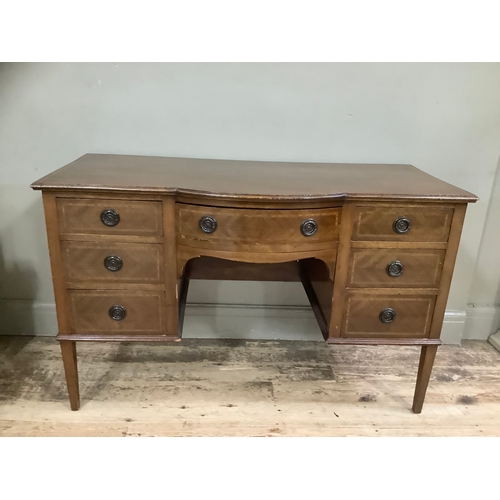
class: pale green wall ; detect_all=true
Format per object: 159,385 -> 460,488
1,63 -> 499,341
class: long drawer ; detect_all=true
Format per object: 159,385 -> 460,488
68,290 -> 166,334
346,248 -> 445,288
341,292 -> 436,338
61,241 -> 164,284
177,204 -> 341,252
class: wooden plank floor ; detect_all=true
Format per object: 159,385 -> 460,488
0,336 -> 499,436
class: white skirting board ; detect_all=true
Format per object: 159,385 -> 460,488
463,305 -> 500,340
2,299 -> 495,344
489,330 -> 500,352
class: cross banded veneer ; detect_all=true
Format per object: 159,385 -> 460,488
31,154 -> 478,412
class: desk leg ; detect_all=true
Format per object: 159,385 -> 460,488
178,272 -> 190,337
60,340 -> 80,411
412,345 -> 438,414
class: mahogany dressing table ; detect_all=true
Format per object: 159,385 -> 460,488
31,154 -> 478,412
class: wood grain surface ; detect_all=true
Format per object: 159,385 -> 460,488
177,204 -> 341,251
68,290 -> 166,334
351,205 -> 454,242
346,248 -> 445,288
342,293 -> 436,338
33,155 -> 478,413
1,337 -> 498,436
61,241 -> 164,284
57,198 -> 163,238
31,154 -> 478,203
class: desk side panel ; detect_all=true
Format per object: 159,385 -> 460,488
163,197 -> 180,336
42,191 -> 72,335
428,203 -> 468,339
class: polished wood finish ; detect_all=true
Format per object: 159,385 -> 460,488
351,241 -> 448,249
177,260 -> 191,338
351,205 -> 453,242
328,202 -> 356,338
412,345 -> 439,413
61,241 -> 164,284
327,338 -> 442,345
162,198 -> 181,337
57,198 -> 163,238
429,204 -> 468,340
59,341 -> 79,411
31,154 -> 477,202
42,192 -> 72,335
68,290 -> 166,334
300,258 -> 334,340
189,257 -> 301,281
56,334 -> 180,342
347,248 -> 445,288
342,293 -> 436,338
176,245 -> 337,280
32,154 -> 477,412
177,204 -> 341,252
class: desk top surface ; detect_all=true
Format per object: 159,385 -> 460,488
31,154 -> 477,203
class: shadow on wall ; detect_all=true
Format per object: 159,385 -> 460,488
462,154 -> 500,340
469,153 -> 500,307
0,196 -> 42,336
494,156 -> 500,308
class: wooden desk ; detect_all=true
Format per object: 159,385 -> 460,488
31,154 -> 478,412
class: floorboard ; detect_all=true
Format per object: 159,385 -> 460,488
0,336 -> 499,436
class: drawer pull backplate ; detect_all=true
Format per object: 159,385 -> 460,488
104,255 -> 123,272
393,216 -> 411,234
199,215 -> 217,234
301,219 -> 318,237
379,308 -> 396,323
386,260 -> 404,277
101,208 -> 120,227
109,305 -> 126,321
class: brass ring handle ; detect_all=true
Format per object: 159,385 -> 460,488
104,255 -> 123,272
109,305 -> 126,321
379,308 -> 396,323
101,208 -> 120,227
393,216 -> 411,234
386,260 -> 403,277
199,215 -> 217,234
301,219 -> 318,237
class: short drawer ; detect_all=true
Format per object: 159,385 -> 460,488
342,293 -> 436,338
57,198 -> 163,238
352,206 -> 453,242
68,290 -> 165,334
346,248 -> 445,288
61,241 -> 164,284
177,204 -> 341,251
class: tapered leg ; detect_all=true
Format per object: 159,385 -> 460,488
177,273 -> 190,337
60,340 -> 80,411
412,345 -> 438,414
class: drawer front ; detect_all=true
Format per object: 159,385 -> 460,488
342,294 -> 435,338
347,248 -> 445,288
352,206 -> 453,242
68,290 -> 165,334
61,242 -> 164,284
177,204 -> 341,251
57,199 -> 163,237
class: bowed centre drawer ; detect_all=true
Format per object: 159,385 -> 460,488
176,204 -> 341,252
